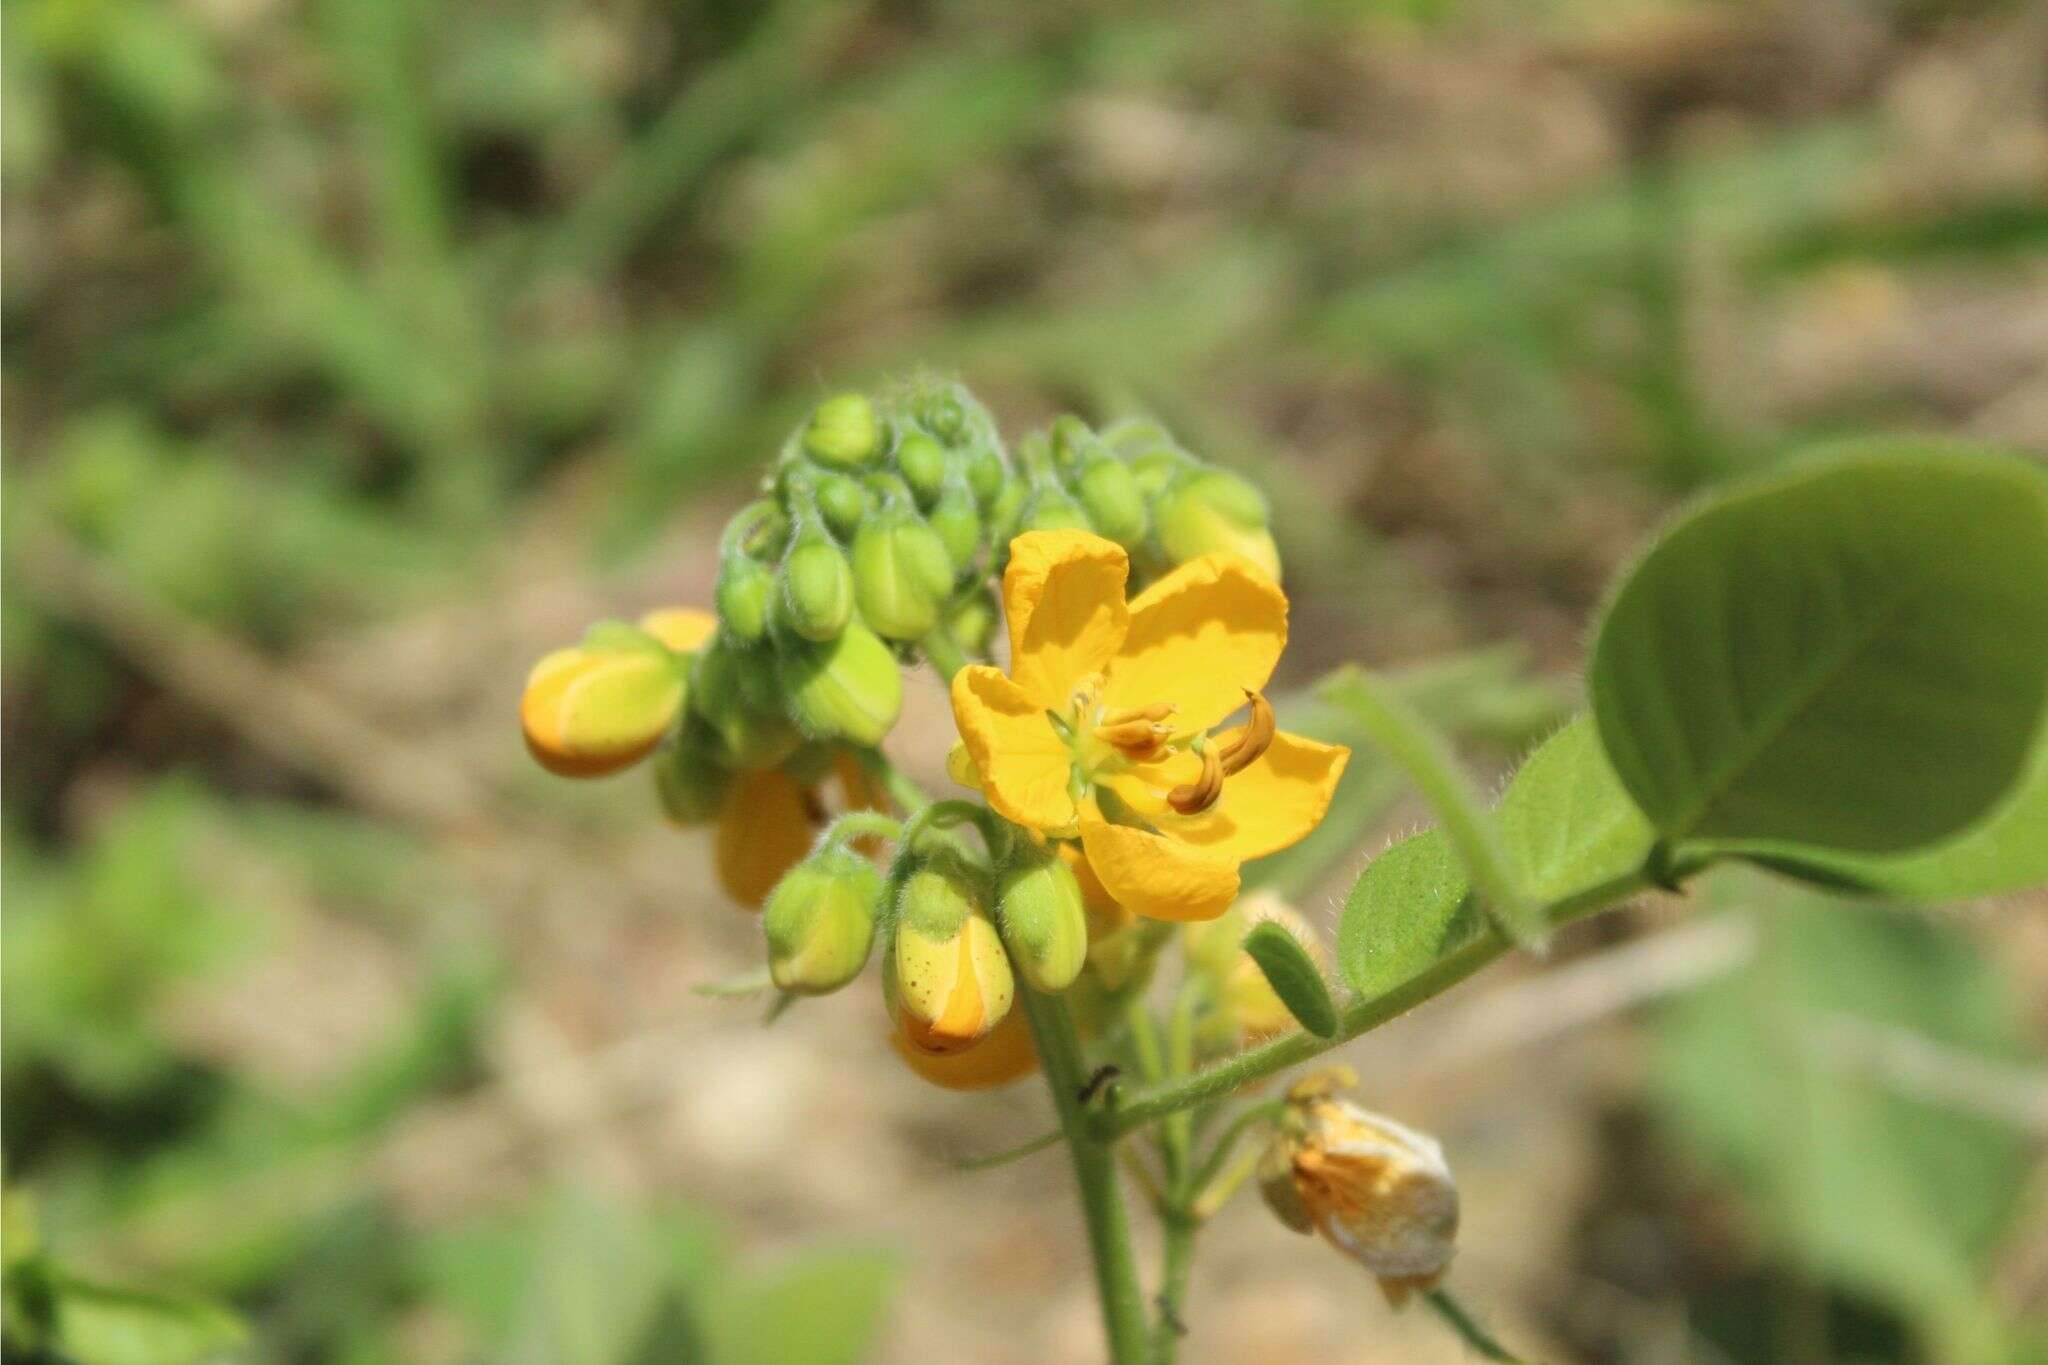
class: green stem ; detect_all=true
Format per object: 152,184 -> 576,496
1151,1211 -> 1196,1365
1090,870 -> 1651,1141
949,1128 -> 1063,1172
1186,1100 -> 1284,1200
852,746 -> 931,814
1016,984 -> 1150,1365
919,625 -> 973,682
1321,668 -> 1544,946
819,811 -> 903,849
1424,1288 -> 1525,1363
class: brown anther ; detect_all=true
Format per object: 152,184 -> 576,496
1168,745 -> 1225,814
1094,717 -> 1172,761
1218,691 -> 1277,776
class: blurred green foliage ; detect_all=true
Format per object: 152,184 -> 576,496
5,0 -> 2044,1358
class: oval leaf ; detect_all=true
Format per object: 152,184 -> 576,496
1500,714 -> 1655,903
1337,829 -> 1481,997
1242,920 -> 1339,1037
1591,443 -> 2048,854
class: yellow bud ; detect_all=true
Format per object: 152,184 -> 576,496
1154,469 -> 1282,582
715,767 -> 819,910
1260,1074 -> 1459,1304
890,1005 -> 1037,1090
637,607 -> 717,654
520,637 -> 684,779
890,861 -> 1013,1051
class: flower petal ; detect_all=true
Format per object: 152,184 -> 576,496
1105,554 -> 1286,731
1161,731 -> 1349,862
950,665 -> 1077,831
1003,531 -> 1129,709
890,1007 -> 1038,1090
1078,817 -> 1239,922
638,607 -> 718,653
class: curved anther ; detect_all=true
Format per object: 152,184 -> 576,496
1218,691 -> 1277,775
1167,745 -> 1224,814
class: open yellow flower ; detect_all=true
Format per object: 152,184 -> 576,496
950,531 -> 1348,921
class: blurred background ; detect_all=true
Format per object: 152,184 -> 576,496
5,0 -> 2047,1360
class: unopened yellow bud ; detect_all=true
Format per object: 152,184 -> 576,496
1259,1072 -> 1459,1304
776,620 -> 903,747
890,1005 -> 1037,1090
1154,469 -> 1282,582
890,860 -> 1013,1052
520,630 -> 684,779
996,848 -> 1089,993
764,845 -> 882,995
716,767 -> 819,910
637,607 -> 717,654
803,392 -> 880,468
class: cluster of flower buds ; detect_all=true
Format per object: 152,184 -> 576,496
1258,1068 -> 1460,1305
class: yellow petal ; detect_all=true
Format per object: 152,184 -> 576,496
1002,531 -> 1129,709
1105,555 -> 1286,732
945,741 -> 983,791
890,1007 -> 1038,1090
1059,840 -> 1133,940
1161,731 -> 1349,862
1078,817 -> 1239,922
716,768 -> 816,909
638,607 -> 718,653
950,666 -> 1077,831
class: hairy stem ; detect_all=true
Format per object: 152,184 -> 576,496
1151,1212 -> 1196,1365
1016,984 -> 1150,1364
1089,870 -> 1651,1141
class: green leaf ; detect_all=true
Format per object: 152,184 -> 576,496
1591,442 -> 2048,854
1652,877 -> 2036,1359
1498,714 -> 1655,903
1337,830 -> 1481,997
49,1274 -> 246,1365
705,1248 -> 900,1365
1241,921 -> 1338,1037
1726,724 -> 2048,899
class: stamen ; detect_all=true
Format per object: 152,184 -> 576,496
1218,691 -> 1276,775
1168,745 -> 1224,814
1093,717 -> 1173,761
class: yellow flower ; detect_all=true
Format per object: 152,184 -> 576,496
949,531 -> 1348,922
1258,1069 -> 1459,1305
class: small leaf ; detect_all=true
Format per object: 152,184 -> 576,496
1590,442 -> 2048,854
1337,830 -> 1481,998
1242,921 -> 1338,1037
1499,714 -> 1655,904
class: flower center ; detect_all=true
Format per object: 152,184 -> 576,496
1062,683 -> 1277,817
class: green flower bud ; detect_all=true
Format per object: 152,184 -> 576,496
715,554 -> 776,644
946,585 -> 999,655
776,619 -> 903,746
764,844 -> 882,995
803,392 -> 880,468
927,484 -> 983,573
851,511 -> 955,641
1075,458 -> 1147,548
894,433 -> 948,508
692,637 -> 802,770
996,848 -> 1088,993
653,717 -> 733,824
1124,443 -> 1194,497
778,530 -> 855,641
1154,468 -> 1281,581
967,446 -> 1008,508
918,391 -> 968,444
889,853 -> 1013,1051
1019,483 -> 1093,535
986,478 -> 1027,548
815,475 -> 870,542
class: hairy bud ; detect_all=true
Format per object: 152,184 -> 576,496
715,555 -> 776,644
776,620 -> 903,747
652,717 -> 732,824
764,844 -> 882,995
851,509 -> 956,641
927,484 -> 983,572
945,586 -> 1000,656
995,847 -> 1089,993
778,529 -> 855,642
1075,457 -> 1148,549
803,392 -> 880,469
815,474 -> 871,541
894,432 -> 949,507
890,855 -> 1014,1051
